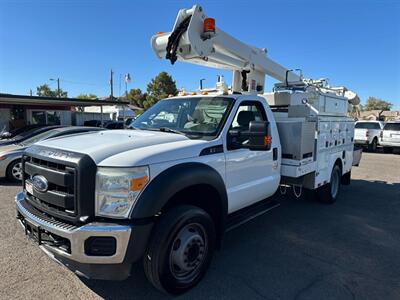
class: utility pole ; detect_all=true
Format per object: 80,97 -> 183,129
109,69 -> 114,100
50,78 -> 61,97
56,78 -> 60,98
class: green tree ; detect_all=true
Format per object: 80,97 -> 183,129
36,84 -> 68,98
76,93 -> 97,100
364,96 -> 392,111
145,71 -> 178,109
127,88 -> 147,108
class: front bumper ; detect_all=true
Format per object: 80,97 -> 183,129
15,192 -> 153,280
354,139 -> 369,145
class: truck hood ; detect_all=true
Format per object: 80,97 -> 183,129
34,129 -> 209,166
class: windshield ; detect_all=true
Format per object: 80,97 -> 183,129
131,97 -> 234,139
355,122 -> 381,130
20,129 -> 60,146
384,123 -> 400,131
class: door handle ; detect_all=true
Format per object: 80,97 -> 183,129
273,147 -> 278,161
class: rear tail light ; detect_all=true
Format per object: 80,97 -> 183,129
380,131 -> 383,138
366,131 -> 369,137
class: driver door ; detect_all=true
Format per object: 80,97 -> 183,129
225,100 -> 278,213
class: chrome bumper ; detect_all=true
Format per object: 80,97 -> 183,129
15,192 -> 132,265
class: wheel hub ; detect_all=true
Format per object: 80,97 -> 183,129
170,224 -> 206,278
12,163 -> 22,180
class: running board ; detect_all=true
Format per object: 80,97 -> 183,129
226,198 -> 280,232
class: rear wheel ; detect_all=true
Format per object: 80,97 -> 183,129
6,159 -> 23,182
316,165 -> 341,204
143,205 -> 216,295
368,138 -> 378,152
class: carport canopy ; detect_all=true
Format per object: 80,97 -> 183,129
0,93 -> 129,107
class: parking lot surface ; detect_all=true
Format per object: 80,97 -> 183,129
0,152 -> 399,300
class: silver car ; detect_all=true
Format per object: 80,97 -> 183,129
0,126 -> 104,181
381,122 -> 400,153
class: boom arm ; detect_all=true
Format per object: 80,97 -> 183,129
151,5 -> 301,94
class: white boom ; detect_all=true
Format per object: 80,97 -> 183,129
151,5 -> 302,94
151,4 -> 360,106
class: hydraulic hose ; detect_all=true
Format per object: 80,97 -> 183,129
166,15 -> 192,65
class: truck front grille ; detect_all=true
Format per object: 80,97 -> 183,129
24,156 -> 77,218
22,145 -> 97,225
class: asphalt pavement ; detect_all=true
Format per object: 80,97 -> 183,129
0,152 -> 399,299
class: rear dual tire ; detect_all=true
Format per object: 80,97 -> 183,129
143,205 -> 216,295
316,165 -> 341,204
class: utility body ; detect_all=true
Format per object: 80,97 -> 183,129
15,5 -> 360,294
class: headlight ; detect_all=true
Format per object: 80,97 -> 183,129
95,166 -> 149,218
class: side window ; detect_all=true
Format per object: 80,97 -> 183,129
227,101 -> 267,150
230,101 -> 267,129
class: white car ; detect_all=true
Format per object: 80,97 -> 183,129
381,122 -> 400,153
354,121 -> 384,152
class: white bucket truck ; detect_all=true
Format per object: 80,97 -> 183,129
15,5 -> 360,294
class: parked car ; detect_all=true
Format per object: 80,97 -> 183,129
354,121 -> 384,152
0,125 -> 64,147
0,124 -> 45,140
105,121 -> 124,129
0,126 -> 105,182
380,122 -> 400,153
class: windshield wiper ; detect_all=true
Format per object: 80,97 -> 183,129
158,127 -> 186,135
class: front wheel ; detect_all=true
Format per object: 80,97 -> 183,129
143,205 -> 216,295
316,165 -> 341,204
6,159 -> 23,182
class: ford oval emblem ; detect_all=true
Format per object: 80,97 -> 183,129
32,175 -> 49,193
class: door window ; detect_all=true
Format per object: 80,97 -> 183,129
227,101 -> 267,150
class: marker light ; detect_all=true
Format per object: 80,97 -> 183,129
203,18 -> 215,33
264,136 -> 272,146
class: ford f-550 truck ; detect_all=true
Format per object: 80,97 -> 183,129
15,5 -> 360,294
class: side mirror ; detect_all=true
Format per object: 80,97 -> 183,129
248,121 -> 271,151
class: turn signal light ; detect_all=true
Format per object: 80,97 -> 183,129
203,18 -> 216,33
130,176 -> 149,192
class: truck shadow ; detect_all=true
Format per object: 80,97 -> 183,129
80,178 -> 400,300
0,178 -> 21,187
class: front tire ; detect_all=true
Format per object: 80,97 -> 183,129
143,205 -> 216,295
6,159 -> 23,182
316,165 -> 341,204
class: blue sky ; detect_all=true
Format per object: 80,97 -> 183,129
0,0 -> 399,108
